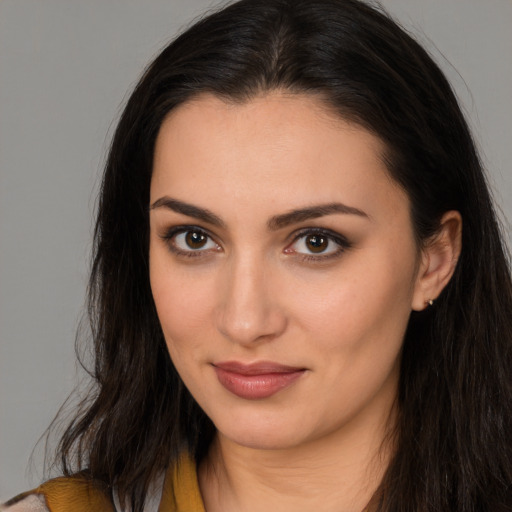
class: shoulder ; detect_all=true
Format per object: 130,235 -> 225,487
1,453 -> 203,512
1,475 -> 114,512
1,493 -> 48,512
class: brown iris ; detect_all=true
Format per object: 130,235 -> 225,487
185,231 -> 208,249
305,234 -> 328,253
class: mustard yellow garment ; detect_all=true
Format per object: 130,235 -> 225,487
32,476 -> 114,512
158,454 -> 205,512
2,454 -> 205,512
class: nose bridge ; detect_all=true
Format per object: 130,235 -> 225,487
216,250 -> 286,345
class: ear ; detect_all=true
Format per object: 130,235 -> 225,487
411,211 -> 462,311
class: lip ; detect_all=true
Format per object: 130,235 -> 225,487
213,361 -> 306,400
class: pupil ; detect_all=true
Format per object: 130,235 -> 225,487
186,231 -> 207,249
306,235 -> 327,253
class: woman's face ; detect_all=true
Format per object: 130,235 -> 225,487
149,92 -> 424,451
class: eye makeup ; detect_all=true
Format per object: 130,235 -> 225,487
159,225 -> 221,259
284,227 -> 352,263
158,224 -> 351,264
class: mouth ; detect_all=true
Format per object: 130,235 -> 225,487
213,361 -> 307,400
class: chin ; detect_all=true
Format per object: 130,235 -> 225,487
211,411 -> 315,451
223,429 -> 303,451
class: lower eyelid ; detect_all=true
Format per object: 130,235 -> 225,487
296,244 -> 345,259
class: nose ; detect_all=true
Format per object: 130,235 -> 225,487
215,256 -> 287,346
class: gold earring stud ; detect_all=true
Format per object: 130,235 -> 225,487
426,299 -> 434,307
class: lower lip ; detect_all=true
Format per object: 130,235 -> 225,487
214,367 -> 305,400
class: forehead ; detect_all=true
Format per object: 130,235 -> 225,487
151,92 -> 406,221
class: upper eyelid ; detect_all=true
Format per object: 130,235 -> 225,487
288,227 -> 349,244
161,225 -> 345,238
162,225 -> 216,239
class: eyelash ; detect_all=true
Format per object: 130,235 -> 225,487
159,226 -> 351,262
287,228 -> 351,262
160,226 -> 220,259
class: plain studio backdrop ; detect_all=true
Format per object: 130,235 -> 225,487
0,0 -> 511,501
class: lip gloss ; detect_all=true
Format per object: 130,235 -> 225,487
213,361 -> 306,400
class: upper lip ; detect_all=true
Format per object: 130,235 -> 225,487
213,361 -> 305,375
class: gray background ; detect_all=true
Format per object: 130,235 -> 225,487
1,0 -> 511,501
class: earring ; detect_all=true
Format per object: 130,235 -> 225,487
426,299 -> 434,307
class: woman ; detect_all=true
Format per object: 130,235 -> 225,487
3,0 -> 511,510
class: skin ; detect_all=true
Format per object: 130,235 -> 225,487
149,92 -> 461,512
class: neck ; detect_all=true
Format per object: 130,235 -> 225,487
199,406 -> 396,512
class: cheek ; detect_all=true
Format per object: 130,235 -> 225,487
149,250 -> 216,361
292,249 -> 417,358
290,257 -> 414,421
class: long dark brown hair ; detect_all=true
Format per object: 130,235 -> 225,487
52,0 -> 512,510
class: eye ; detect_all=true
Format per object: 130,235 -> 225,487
296,234 -> 332,254
162,227 -> 221,256
175,230 -> 216,251
285,229 -> 349,260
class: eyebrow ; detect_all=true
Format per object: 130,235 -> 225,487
267,203 -> 369,230
150,197 -> 226,228
150,196 -> 369,230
